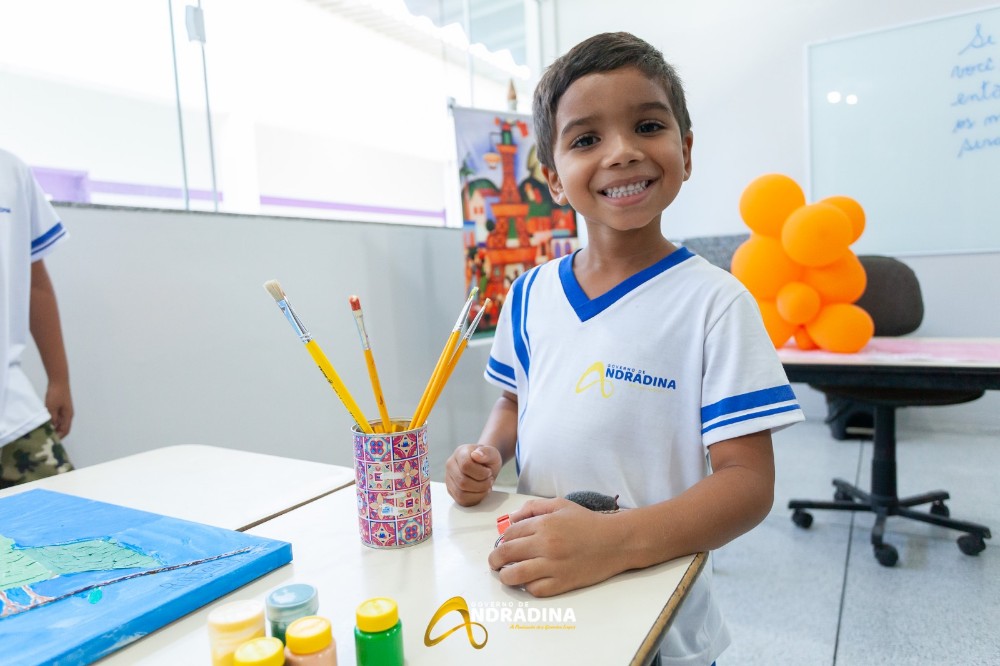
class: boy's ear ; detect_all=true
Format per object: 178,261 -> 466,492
682,131 -> 694,181
542,166 -> 569,206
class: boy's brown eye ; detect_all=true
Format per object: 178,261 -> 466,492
637,121 -> 665,134
570,135 -> 598,149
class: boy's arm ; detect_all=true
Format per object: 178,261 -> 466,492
29,260 -> 74,438
488,430 -> 774,597
445,391 -> 518,506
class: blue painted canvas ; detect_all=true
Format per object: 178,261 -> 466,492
0,489 -> 292,665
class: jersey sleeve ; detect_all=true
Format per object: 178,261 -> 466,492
484,282 -> 519,393
700,291 -> 804,445
24,162 -> 67,261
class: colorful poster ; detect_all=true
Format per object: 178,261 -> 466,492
0,489 -> 292,665
452,105 -> 579,335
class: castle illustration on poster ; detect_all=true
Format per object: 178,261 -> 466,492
453,106 -> 579,334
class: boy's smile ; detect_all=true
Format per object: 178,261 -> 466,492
544,66 -> 693,235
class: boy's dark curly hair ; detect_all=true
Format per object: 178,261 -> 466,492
532,31 -> 692,170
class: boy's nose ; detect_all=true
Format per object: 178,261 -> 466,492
603,133 -> 643,168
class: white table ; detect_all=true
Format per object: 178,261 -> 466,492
0,444 -> 356,531
97,482 -> 704,666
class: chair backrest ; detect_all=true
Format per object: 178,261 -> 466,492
678,233 -> 749,272
856,255 -> 924,336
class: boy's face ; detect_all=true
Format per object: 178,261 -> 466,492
543,66 -> 692,233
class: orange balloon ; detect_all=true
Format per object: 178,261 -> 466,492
802,251 -> 867,303
731,234 -> 802,300
776,281 -> 821,324
805,303 -> 875,353
781,202 -> 853,267
757,300 -> 797,348
820,195 -> 865,243
793,327 -> 818,350
739,174 -> 806,237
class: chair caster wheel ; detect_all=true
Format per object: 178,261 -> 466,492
957,533 -> 986,556
929,500 -> 950,517
874,543 -> 898,567
834,489 -> 853,502
792,509 -> 813,529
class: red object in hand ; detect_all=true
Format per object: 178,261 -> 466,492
494,514 -> 511,548
496,514 -> 511,535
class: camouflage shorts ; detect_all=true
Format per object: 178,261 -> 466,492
0,422 -> 74,489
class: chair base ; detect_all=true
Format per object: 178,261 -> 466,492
789,478 -> 992,566
788,403 -> 991,567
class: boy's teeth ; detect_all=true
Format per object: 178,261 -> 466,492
604,181 -> 649,198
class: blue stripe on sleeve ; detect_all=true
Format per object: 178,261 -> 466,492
702,404 -> 802,434
30,222 -> 66,257
486,356 -> 517,390
701,385 -> 797,423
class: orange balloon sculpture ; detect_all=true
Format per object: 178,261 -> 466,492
739,173 -> 806,237
731,174 -> 873,353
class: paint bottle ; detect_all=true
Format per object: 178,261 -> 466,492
284,615 -> 337,665
354,597 -> 404,666
233,636 -> 286,666
266,583 -> 320,644
207,599 -> 266,666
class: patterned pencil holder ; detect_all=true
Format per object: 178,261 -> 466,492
352,419 -> 432,549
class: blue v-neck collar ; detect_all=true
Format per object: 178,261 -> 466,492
558,246 -> 694,322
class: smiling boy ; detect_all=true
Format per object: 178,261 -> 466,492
445,32 -> 803,664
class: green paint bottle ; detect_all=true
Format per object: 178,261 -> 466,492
353,597 -> 403,666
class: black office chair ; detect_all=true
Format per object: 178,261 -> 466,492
788,256 -> 992,566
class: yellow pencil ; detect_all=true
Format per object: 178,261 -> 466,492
349,295 -> 391,433
264,280 -> 374,434
423,299 -> 491,423
408,288 -> 478,429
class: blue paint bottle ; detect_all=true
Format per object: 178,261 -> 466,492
266,583 -> 319,644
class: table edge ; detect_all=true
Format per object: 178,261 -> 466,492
630,551 -> 708,666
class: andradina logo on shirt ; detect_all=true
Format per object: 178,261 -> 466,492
575,361 -> 677,398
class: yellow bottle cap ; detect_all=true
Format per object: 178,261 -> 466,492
356,597 -> 399,633
233,636 -> 284,666
286,615 -> 333,655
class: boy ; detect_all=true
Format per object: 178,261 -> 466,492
444,32 -> 803,664
0,148 -> 75,489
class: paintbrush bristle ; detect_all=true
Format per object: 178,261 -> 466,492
349,295 -> 361,311
263,279 -> 286,302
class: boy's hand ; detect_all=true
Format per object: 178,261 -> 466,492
445,445 -> 503,506
45,381 -> 74,439
488,498 -> 626,597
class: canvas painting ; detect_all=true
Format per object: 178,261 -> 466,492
0,489 -> 292,665
453,105 -> 580,335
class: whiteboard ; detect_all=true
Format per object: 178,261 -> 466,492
808,7 -> 1000,255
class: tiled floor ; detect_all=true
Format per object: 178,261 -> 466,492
714,419 -> 1000,665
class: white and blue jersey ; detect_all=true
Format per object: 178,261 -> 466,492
484,246 -> 803,665
0,148 -> 68,445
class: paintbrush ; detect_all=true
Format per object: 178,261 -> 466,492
421,298 -> 491,425
408,288 -> 479,429
263,279 -> 374,434
349,295 -> 392,433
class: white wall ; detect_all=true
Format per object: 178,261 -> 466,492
22,205 -> 497,476
542,0 -> 1000,432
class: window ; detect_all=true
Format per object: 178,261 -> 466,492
0,0 -> 533,227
